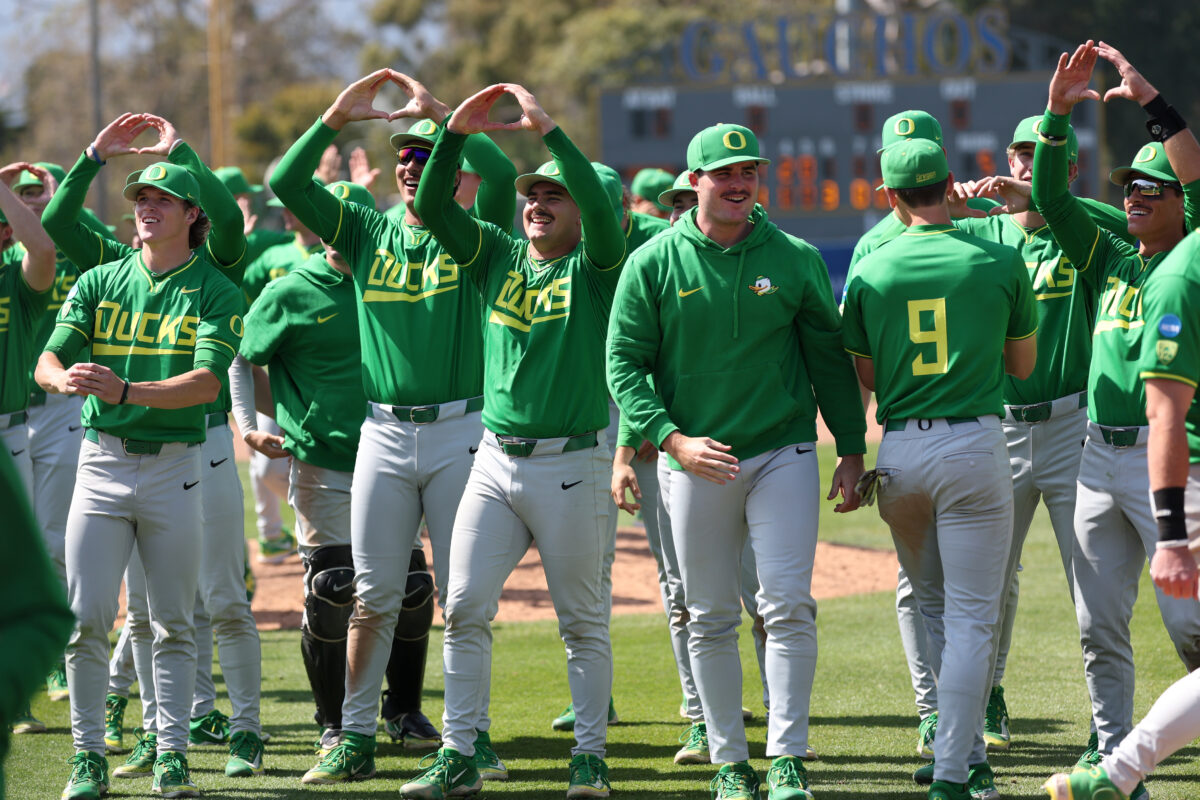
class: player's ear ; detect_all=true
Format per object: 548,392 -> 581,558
184,202 -> 201,225
1067,162 -> 1079,184
883,187 -> 900,211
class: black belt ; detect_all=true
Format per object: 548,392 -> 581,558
1,410 -> 27,429
84,428 -> 198,455
207,412 -> 228,429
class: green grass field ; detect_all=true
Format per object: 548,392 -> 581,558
9,446 -> 1199,799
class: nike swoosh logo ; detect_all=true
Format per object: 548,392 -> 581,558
450,768 -> 468,783
180,287 -> 201,294
183,480 -> 199,490
795,447 -> 813,455
562,480 -> 582,490
68,425 -> 81,432
678,287 -> 704,298
331,581 -> 354,594
210,458 -> 228,468
10,449 -> 24,457
469,446 -> 478,454
317,313 -> 338,324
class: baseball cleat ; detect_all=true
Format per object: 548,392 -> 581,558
674,722 -> 710,764
113,730 -> 158,778
400,747 -> 482,799
48,663 -> 70,701
567,753 -> 611,798
384,710 -> 442,750
928,780 -> 973,800
473,729 -> 508,781
61,751 -> 109,800
225,730 -> 266,777
104,694 -> 128,753
189,708 -> 230,746
1076,731 -> 1101,771
12,706 -> 46,735
765,755 -> 814,800
708,761 -> 760,800
302,731 -> 376,784
552,697 -> 619,731
314,728 -> 341,756
968,762 -> 1000,800
1043,766 -> 1133,800
256,527 -> 297,564
984,686 -> 1011,752
151,751 -> 198,798
918,711 -> 938,759
915,761 -> 935,785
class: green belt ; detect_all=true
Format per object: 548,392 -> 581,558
496,431 -> 598,458
27,393 -> 47,407
207,412 -> 228,429
884,416 -> 979,433
1098,425 -> 1142,448
84,428 -> 198,455
1,410 -> 28,429
388,395 -> 484,424
1006,392 -> 1087,423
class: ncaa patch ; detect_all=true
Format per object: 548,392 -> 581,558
1157,340 -> 1179,365
1158,313 -> 1182,338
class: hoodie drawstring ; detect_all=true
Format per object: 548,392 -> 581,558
732,248 -> 746,339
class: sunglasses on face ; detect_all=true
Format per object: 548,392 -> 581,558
396,147 -> 432,167
1124,177 -> 1181,198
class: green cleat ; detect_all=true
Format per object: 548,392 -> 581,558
968,762 -> 1000,800
765,755 -> 814,800
552,697 -> 619,731
48,663 -> 70,701
675,722 -> 710,765
929,780 -> 972,800
189,708 -> 230,746
400,747 -> 482,799
104,694 -> 128,754
225,730 -> 265,777
302,731 -> 376,784
708,761 -> 760,800
915,761 -> 935,786
113,730 -> 158,778
257,526 -> 297,564
984,686 -> 1011,752
12,705 -> 46,734
918,711 -> 938,759
472,729 -> 508,781
61,751 -> 108,800
1076,731 -> 1101,771
1044,765 -> 1134,800
567,753 -> 611,799
151,751 -> 198,798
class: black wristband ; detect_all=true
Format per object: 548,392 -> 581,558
119,380 -> 130,405
1143,94 -> 1188,142
1153,487 -> 1188,542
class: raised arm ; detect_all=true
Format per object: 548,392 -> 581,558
461,129 -> 517,232
0,165 -> 55,291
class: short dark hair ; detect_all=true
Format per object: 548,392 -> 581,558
188,207 -> 211,251
894,178 -> 949,209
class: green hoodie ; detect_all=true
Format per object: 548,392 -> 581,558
607,205 -> 866,464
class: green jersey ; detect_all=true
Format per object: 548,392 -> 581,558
269,119 -> 517,407
842,224 -> 1038,422
43,251 -> 243,442
244,228 -> 294,268
608,204 -> 866,462
1033,109 -> 1200,427
626,212 -> 669,256
241,236 -> 321,306
0,248 -> 52,413
240,254 -> 363,471
416,126 -> 626,438
1138,230 -> 1200,461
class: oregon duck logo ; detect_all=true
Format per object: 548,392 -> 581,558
332,183 -> 350,200
144,165 -> 168,181
538,162 -> 561,177
1135,144 -> 1159,163
748,276 -> 778,296
1157,340 -> 1178,364
414,119 -> 438,135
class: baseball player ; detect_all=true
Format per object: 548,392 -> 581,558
266,71 -> 517,785
1032,41 -> 1200,788
37,112 -> 245,799
214,166 -> 292,267
659,170 -> 697,223
843,138 -> 1037,800
608,122 -> 866,800
0,164 -> 58,735
630,167 -> 674,219
397,81 -> 624,800
1041,231 -> 1200,799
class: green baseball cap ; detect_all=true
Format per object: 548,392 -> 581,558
215,166 -> 262,196
267,177 -> 325,208
0,208 -> 7,224
389,118 -> 441,153
687,123 -> 769,172
591,162 -> 624,218
515,160 -> 570,197
1110,142 -> 1180,186
658,170 -> 696,207
11,162 -> 67,192
326,180 -> 376,211
1009,115 -> 1079,163
631,167 -> 674,211
880,140 -> 948,190
122,162 -> 201,204
879,110 -> 943,152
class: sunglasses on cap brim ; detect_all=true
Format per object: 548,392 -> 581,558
1124,177 -> 1182,197
396,147 -> 432,166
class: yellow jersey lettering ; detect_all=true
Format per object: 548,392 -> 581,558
115,311 -> 140,342
95,300 -> 120,340
157,314 -> 184,344
1117,286 -> 1140,320
367,251 -> 394,286
178,316 -> 199,347
438,254 -> 458,285
0,296 -> 9,329
135,312 -> 161,344
550,278 -> 571,310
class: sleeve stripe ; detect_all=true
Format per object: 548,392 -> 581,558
196,337 -> 237,355
328,199 -> 345,246
1080,228 -> 1100,272
1006,326 -> 1038,341
56,322 -> 90,338
845,347 -> 872,359
459,221 -> 484,269
1140,371 -> 1199,388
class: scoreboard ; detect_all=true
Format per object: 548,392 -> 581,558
598,76 -> 1102,245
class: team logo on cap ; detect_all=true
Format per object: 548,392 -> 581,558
332,184 -> 350,200
723,130 -> 748,150
144,165 -> 168,181
894,118 -> 916,137
539,163 -> 561,176
748,276 -> 778,296
1158,313 -> 1182,338
1136,145 -> 1159,163
1157,340 -> 1179,364
414,119 -> 438,135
